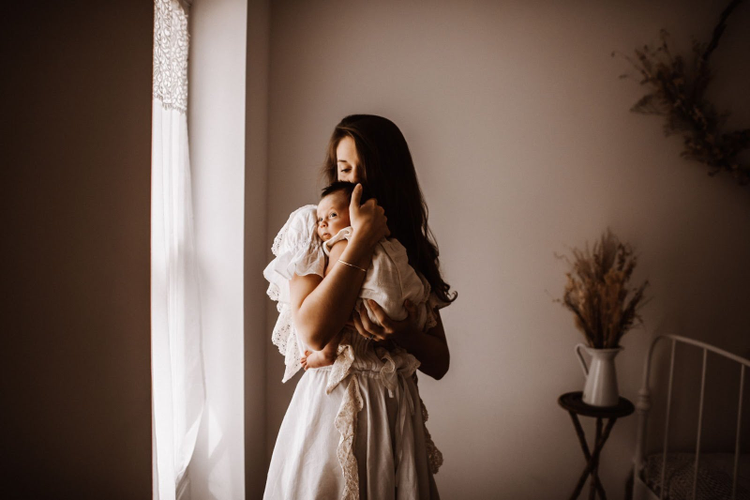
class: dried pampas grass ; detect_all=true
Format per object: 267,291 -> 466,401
557,230 -> 650,348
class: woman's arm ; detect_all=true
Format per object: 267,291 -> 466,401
291,240 -> 365,350
353,301 -> 450,380
290,185 -> 388,351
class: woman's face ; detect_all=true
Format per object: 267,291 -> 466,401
336,136 -> 363,184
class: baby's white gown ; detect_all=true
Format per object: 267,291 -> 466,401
263,205 -> 445,500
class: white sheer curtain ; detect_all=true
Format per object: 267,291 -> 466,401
151,1 -> 205,499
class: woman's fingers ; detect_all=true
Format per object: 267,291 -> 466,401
358,304 -> 383,334
350,183 -> 363,212
360,198 -> 384,213
352,309 -> 373,340
366,300 -> 394,333
358,304 -> 385,337
350,187 -> 389,243
365,299 -> 417,345
353,306 -> 385,341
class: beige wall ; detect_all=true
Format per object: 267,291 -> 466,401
263,1 -> 750,498
1,3 -> 152,499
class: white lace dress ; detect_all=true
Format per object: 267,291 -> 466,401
263,205 -> 444,500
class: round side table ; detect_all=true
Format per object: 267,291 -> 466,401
558,391 -> 635,500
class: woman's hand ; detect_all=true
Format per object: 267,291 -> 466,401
352,299 -> 419,344
353,299 -> 451,380
349,184 -> 389,249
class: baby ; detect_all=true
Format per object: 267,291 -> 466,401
300,181 -> 434,369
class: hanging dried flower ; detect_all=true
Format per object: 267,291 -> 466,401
615,0 -> 750,186
556,230 -> 650,348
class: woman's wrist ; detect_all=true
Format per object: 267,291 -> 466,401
348,226 -> 380,252
341,233 -> 375,269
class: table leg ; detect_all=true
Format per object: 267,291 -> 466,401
567,412 -> 612,500
588,418 -> 602,500
581,418 -> 618,499
567,412 -> 590,499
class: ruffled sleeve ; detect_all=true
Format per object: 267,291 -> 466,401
264,204 -> 326,303
322,226 -> 352,256
263,204 -> 327,382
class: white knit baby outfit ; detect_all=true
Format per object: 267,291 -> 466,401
323,225 -> 437,333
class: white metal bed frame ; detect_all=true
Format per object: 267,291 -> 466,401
633,334 -> 749,500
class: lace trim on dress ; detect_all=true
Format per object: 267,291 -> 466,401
325,339 -> 360,499
334,375 -> 363,500
153,0 -> 189,112
270,306 -> 304,383
420,392 -> 444,474
409,372 -> 444,475
326,339 -> 356,395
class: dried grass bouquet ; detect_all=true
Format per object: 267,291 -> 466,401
557,230 -> 649,349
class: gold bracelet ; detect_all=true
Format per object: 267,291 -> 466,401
337,259 -> 367,273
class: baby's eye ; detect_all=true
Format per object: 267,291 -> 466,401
329,212 -> 337,219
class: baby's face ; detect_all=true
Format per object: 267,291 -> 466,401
317,191 -> 351,241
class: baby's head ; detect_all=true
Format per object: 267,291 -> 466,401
317,181 -> 368,241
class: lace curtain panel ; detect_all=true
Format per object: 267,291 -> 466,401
151,1 -> 205,499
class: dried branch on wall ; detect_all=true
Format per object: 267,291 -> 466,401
615,0 -> 750,186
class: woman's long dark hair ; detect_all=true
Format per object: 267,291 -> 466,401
322,114 -> 457,305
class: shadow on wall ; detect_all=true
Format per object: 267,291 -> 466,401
645,342 -> 750,455
644,180 -> 750,454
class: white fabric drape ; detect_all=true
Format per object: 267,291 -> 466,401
151,1 -> 205,499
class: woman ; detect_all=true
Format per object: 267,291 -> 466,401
264,115 -> 455,500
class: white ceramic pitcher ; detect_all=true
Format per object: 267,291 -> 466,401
574,344 -> 623,407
